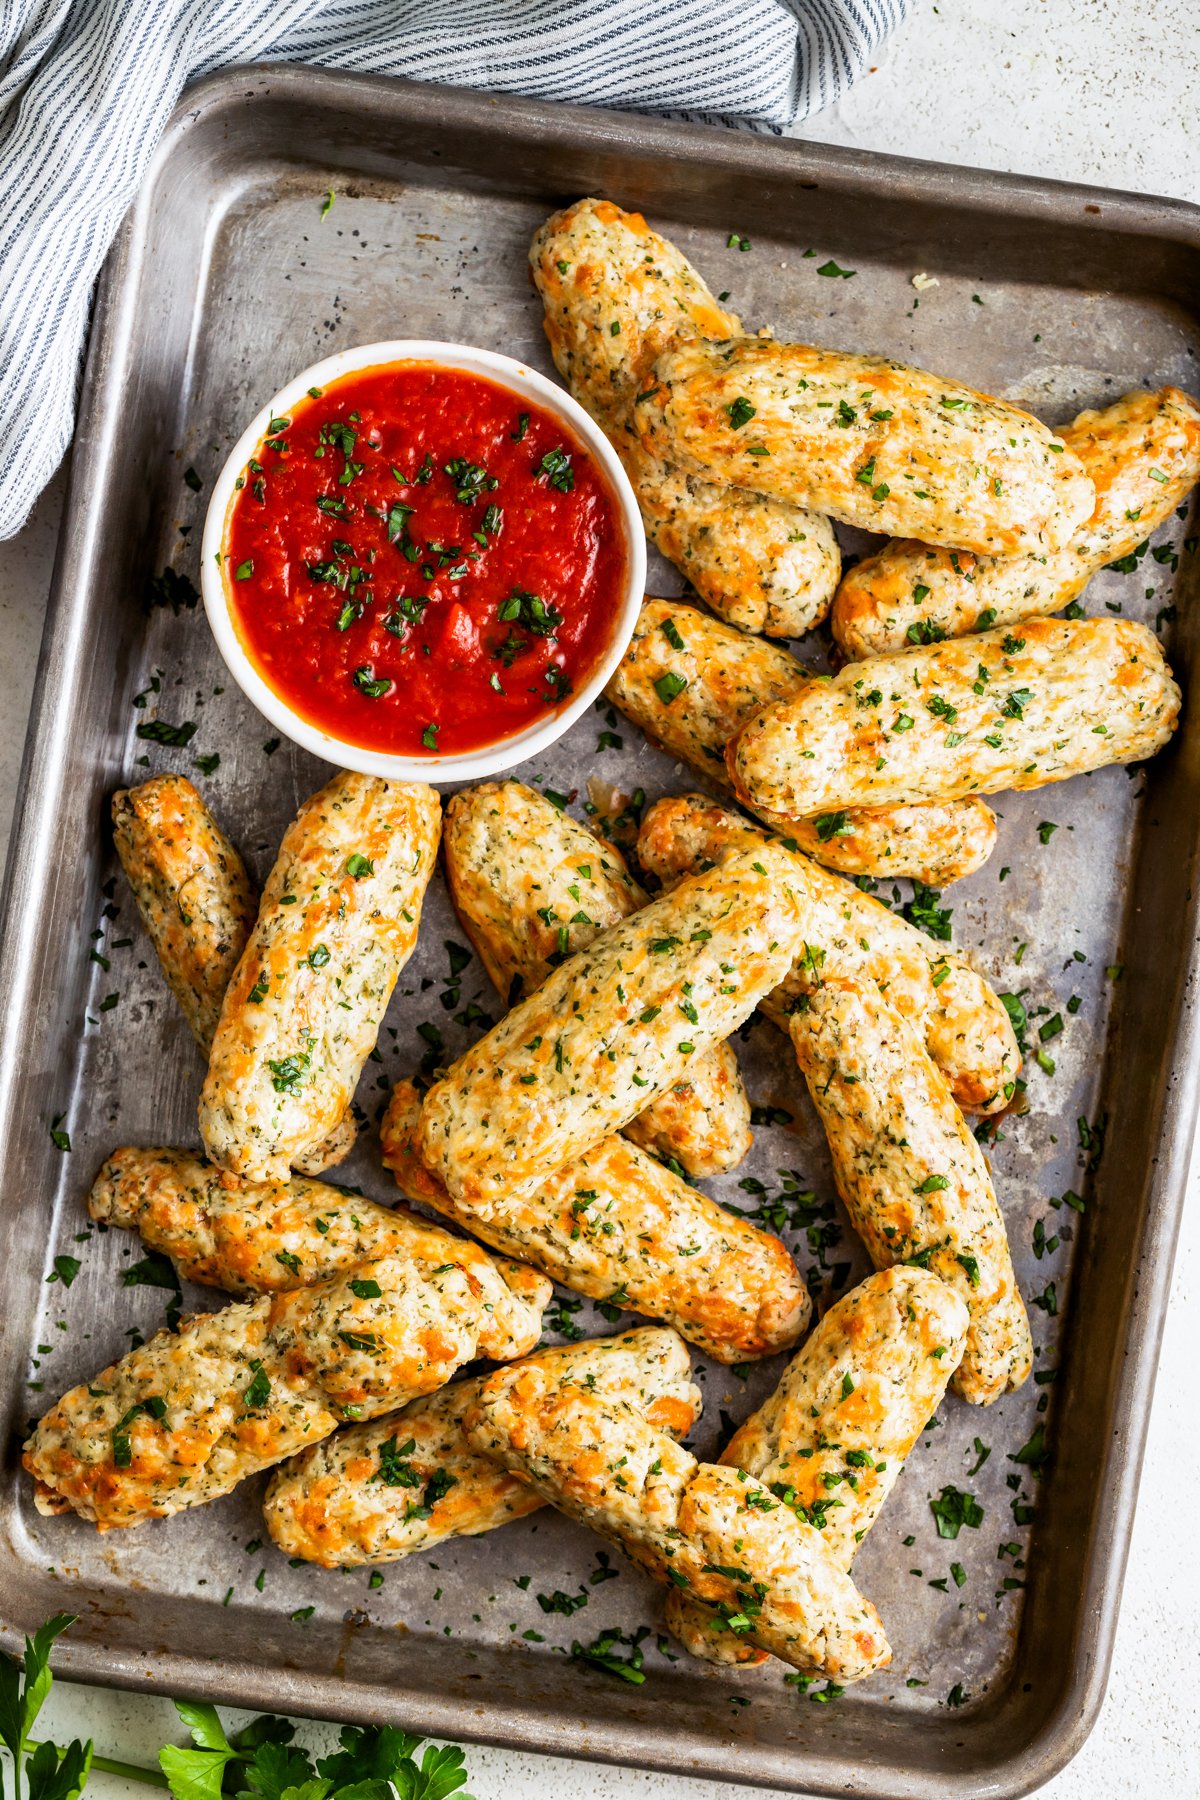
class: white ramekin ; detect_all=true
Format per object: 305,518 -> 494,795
200,340 -> 646,781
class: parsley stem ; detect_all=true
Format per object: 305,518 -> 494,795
24,1740 -> 169,1787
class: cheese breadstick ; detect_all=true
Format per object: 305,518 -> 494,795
667,1267 -> 968,1663
416,846 -> 806,1212
444,779 -> 750,1176
263,1326 -> 701,1566
463,1361 -> 891,1683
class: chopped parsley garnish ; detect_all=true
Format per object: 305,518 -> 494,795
136,719 -> 198,748
571,1627 -> 647,1684
338,1329 -> 381,1354
317,418 -> 364,486
352,666 -> 392,699
244,1366 -> 271,1409
903,882 -> 953,941
536,447 -> 575,492
537,1587 -> 589,1616
653,671 -> 688,704
145,567 -> 199,615
121,1251 -> 180,1291
727,397 -> 757,429
497,589 -> 563,635
930,1485 -> 983,1538
444,456 -> 499,504
268,1048 -> 311,1096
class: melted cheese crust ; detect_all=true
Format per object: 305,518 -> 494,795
608,598 -> 997,885
114,778 -> 356,1176
636,337 -> 1095,555
637,794 -> 1019,1115
24,1249 -> 520,1529
833,387 -> 1200,658
384,1080 -> 809,1363
112,775 -> 256,1053
416,846 -> 806,1212
444,780 -> 750,1177
530,198 -> 838,636
87,1145 -> 550,1361
463,1364 -> 891,1683
728,617 -> 1179,816
199,773 -> 440,1181
262,1326 -> 700,1566
791,981 -> 1032,1405
667,1266 -> 968,1662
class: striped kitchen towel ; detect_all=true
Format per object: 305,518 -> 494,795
0,0 -> 907,540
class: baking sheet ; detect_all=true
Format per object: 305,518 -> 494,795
1,65 -> 1199,1800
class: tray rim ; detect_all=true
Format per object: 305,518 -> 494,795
1,60 -> 1199,1800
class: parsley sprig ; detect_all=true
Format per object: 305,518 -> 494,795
1,1614 -> 476,1800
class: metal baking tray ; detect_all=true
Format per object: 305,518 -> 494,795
1,64 -> 1198,1800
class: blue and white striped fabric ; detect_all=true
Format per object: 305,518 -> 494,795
0,0 -> 907,539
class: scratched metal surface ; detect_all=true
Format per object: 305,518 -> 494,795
1,66 -> 1199,1800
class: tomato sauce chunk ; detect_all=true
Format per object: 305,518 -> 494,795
224,364 -> 627,755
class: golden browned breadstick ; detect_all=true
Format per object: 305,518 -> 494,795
443,779 -> 750,1176
24,1246 -> 548,1531
416,845 -> 807,1213
832,387 -> 1200,658
463,1359 -> 892,1683
666,1266 -> 968,1663
262,1327 -> 701,1567
199,772 -> 440,1182
636,794 -> 1020,1116
790,980 -> 1031,1405
607,596 -> 997,884
87,1144 -> 551,1361
727,619 -> 1179,820
382,1080 -> 809,1365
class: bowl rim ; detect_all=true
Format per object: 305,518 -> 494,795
199,338 -> 646,780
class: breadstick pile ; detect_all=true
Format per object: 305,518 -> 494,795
24,195 -> 1195,1696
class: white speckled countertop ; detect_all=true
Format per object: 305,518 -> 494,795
3,1 -> 1198,1793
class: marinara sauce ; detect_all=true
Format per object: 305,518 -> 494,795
223,364 -> 627,755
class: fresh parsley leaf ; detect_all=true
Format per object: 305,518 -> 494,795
929,1485 -> 983,1539
536,448 -> 574,492
136,720 -> 198,748
903,882 -> 952,941
174,1701 -> 232,1753
353,667 -> 392,699
159,1742 -> 237,1800
121,1251 -> 180,1291
653,672 -> 687,704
